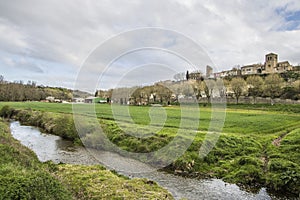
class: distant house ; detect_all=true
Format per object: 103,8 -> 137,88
227,68 -> 241,76
85,96 -> 97,103
84,96 -> 107,103
188,70 -> 203,80
275,61 -> 293,73
241,64 -> 263,75
214,68 -> 241,78
46,96 -> 55,102
293,65 -> 300,72
45,96 -> 62,103
72,98 -> 85,103
54,99 -> 62,103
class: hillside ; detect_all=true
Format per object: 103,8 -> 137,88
0,76 -> 91,101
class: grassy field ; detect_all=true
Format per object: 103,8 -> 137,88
0,119 -> 173,199
0,101 -> 299,196
1,101 -> 299,134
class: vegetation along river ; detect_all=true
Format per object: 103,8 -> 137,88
10,121 -> 295,200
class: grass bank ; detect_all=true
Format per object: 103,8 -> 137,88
0,119 -> 173,199
0,119 -> 72,199
0,105 -> 80,143
0,102 -> 299,196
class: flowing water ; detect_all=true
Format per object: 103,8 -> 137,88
10,121 -> 295,200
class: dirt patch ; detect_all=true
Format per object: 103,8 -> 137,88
272,132 -> 289,147
261,144 -> 269,174
272,137 -> 281,146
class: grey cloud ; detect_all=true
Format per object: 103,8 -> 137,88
0,0 -> 300,90
2,56 -> 44,74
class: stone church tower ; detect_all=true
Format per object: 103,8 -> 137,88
264,53 -> 278,73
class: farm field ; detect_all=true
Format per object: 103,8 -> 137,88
0,101 -> 299,196
1,101 -> 299,132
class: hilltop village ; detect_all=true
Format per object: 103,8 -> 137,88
94,53 -> 299,105
187,52 -> 298,80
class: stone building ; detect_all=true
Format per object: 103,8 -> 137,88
188,70 -> 203,80
206,65 -> 214,78
241,64 -> 263,75
275,61 -> 293,73
241,53 -> 293,75
264,53 -> 278,73
214,67 -> 241,78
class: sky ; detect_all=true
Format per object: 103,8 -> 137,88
0,0 -> 300,92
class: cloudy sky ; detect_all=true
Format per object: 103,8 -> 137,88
0,0 -> 300,91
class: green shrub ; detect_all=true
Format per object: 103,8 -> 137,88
267,169 -> 300,194
268,159 -> 297,172
237,156 -> 262,166
1,106 -> 79,142
225,164 -> 265,185
0,105 -> 15,118
52,115 -> 78,141
0,171 -> 72,200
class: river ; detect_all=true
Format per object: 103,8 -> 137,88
10,121 -> 294,200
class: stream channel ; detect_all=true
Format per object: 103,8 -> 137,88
10,121 -> 294,200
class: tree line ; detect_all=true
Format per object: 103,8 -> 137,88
0,75 -> 73,101
226,73 -> 299,104
97,73 -> 299,105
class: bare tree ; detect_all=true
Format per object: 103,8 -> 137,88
140,86 -> 150,104
0,75 -> 4,84
215,79 -> 226,98
192,80 -> 202,100
182,81 -> 194,97
292,80 -> 300,100
173,72 -> 185,82
200,79 -> 215,103
264,74 -> 284,105
292,80 -> 300,93
246,75 -> 264,104
131,87 -> 142,105
230,77 -> 246,104
154,84 -> 172,104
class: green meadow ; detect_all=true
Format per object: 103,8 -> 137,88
0,101 -> 299,196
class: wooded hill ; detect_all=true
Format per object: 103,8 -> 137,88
0,75 -> 91,101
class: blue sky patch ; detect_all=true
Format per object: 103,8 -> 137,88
276,7 -> 300,31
